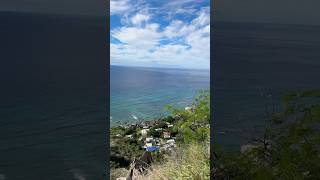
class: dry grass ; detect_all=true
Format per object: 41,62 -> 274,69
142,142 -> 210,180
110,168 -> 129,180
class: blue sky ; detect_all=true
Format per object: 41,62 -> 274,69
110,0 -> 210,69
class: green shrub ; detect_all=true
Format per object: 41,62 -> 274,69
166,90 -> 210,143
148,127 -> 161,138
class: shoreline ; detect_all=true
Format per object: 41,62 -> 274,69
110,108 -> 192,171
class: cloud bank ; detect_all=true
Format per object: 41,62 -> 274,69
110,0 -> 210,69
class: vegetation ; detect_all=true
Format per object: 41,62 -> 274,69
144,90 -> 211,179
166,90 -> 210,143
214,90 -> 320,179
145,142 -> 210,180
148,127 -> 161,138
110,127 -> 144,169
110,168 -> 128,180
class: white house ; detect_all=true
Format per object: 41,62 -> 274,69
126,135 -> 133,139
145,137 -> 154,142
163,131 -> 171,139
167,139 -> 175,144
140,129 -> 149,136
145,143 -> 153,148
185,106 -> 192,112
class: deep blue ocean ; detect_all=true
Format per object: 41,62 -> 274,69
110,66 -> 210,126
213,22 -> 320,150
0,12 -> 107,180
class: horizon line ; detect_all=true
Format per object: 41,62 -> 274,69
110,64 -> 210,71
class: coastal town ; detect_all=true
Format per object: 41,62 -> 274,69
112,114 -> 180,153
110,106 -> 196,160
110,91 -> 211,180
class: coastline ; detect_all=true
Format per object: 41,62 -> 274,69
110,113 -> 182,163
110,91 -> 210,179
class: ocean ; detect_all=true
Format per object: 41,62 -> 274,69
110,66 -> 210,126
213,22 -> 320,150
0,12 -> 107,180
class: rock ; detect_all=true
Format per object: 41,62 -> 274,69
125,151 -> 153,180
116,177 -> 126,180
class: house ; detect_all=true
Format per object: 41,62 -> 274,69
126,135 -> 133,139
185,106 -> 192,112
145,137 -> 154,142
166,139 -> 175,144
140,129 -> 149,136
155,128 -> 163,132
164,139 -> 176,149
162,143 -> 175,151
145,143 -> 153,148
163,131 -> 171,139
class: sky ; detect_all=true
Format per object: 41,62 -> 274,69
110,0 -> 210,69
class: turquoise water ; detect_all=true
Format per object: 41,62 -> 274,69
110,66 -> 210,126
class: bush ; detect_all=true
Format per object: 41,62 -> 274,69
163,116 -> 175,123
167,90 -> 210,143
148,127 -> 161,138
154,121 -> 167,129
124,128 -> 135,135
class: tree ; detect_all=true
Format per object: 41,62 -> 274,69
214,90 -> 320,179
166,90 -> 210,143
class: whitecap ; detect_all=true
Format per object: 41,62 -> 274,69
0,174 -> 6,180
70,169 -> 86,180
131,114 -> 138,120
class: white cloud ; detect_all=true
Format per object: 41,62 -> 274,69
163,20 -> 185,38
163,0 -> 197,9
110,0 -> 131,15
111,2 -> 210,69
175,8 -> 197,15
191,7 -> 210,27
163,7 -> 210,39
131,13 -> 150,25
111,23 -> 161,48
